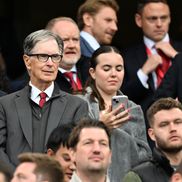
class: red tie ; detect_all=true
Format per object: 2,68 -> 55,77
156,50 -> 171,86
145,46 -> 171,87
64,72 -> 82,91
39,92 -> 47,108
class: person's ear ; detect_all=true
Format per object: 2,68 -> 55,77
135,13 -> 142,28
23,54 -> 31,71
89,68 -> 96,79
148,128 -> 156,142
47,148 -> 55,156
83,13 -> 94,27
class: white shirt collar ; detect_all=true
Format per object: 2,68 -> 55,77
58,65 -> 77,73
80,31 -> 100,51
144,33 -> 170,50
29,82 -> 54,104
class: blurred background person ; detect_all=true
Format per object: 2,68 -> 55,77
47,123 -> 76,182
0,161 -> 12,182
121,0 -> 182,115
77,0 -> 119,57
46,17 -> 90,94
171,160 -> 182,182
11,153 -> 64,182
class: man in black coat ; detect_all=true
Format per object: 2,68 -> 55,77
121,0 -> 182,114
123,98 -> 182,182
154,53 -> 182,103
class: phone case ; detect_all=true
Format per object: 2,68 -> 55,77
112,95 -> 128,111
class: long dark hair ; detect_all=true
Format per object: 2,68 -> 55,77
85,45 -> 121,110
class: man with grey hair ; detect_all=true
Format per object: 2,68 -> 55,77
0,29 -> 88,171
46,17 -> 90,94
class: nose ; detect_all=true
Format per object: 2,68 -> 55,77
110,21 -> 118,32
69,162 -> 76,171
169,122 -> 177,132
67,40 -> 75,48
92,142 -> 101,153
46,57 -> 54,65
110,68 -> 117,77
156,18 -> 162,27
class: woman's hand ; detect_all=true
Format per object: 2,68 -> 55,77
99,104 -> 130,129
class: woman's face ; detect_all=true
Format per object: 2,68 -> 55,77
89,51 -> 124,95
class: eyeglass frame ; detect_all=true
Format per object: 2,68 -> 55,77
27,53 -> 63,63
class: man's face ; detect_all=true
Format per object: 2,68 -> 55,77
88,6 -> 118,45
54,145 -> 75,182
11,162 -> 36,182
171,173 -> 182,182
148,108 -> 182,153
135,2 -> 170,42
23,39 -> 60,89
50,21 -> 81,70
73,128 -> 111,174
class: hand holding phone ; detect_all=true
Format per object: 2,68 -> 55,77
112,95 -> 128,112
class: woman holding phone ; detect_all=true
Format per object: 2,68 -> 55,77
77,45 -> 151,182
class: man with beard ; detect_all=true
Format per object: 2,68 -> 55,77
69,118 -> 111,182
46,17 -> 90,94
123,97 -> 182,182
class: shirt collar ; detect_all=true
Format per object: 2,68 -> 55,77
144,33 -> 170,50
29,81 -> 54,101
58,65 -> 77,73
80,31 -> 100,51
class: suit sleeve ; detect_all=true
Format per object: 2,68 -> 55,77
0,102 -> 16,171
73,99 -> 89,122
154,53 -> 182,101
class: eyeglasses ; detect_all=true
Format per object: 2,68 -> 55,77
27,53 -> 63,63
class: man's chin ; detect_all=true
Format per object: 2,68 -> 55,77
62,58 -> 79,65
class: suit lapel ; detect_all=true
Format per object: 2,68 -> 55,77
80,36 -> 94,56
15,86 -> 33,149
44,88 -> 68,146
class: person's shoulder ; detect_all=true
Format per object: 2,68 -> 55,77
63,91 -> 87,104
0,90 -> 6,97
0,87 -> 25,100
123,171 -> 142,182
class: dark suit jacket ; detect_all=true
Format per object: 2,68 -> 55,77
121,41 -> 182,113
55,56 -> 90,93
0,83 -> 88,171
154,53 -> 182,103
80,35 -> 95,58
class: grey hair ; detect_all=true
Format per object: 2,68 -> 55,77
23,29 -> 64,55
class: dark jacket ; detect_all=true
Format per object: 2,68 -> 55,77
55,56 -> 90,93
123,148 -> 174,182
154,53 -> 182,103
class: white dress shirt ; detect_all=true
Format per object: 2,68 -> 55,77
137,33 -> 170,89
29,81 -> 54,105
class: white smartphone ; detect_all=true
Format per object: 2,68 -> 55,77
112,95 -> 128,112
